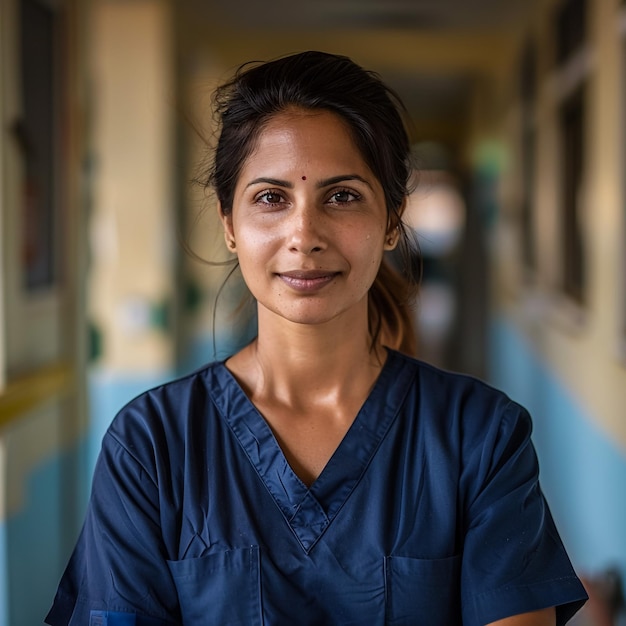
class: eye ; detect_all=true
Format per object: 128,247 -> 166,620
327,189 -> 360,205
255,190 -> 285,206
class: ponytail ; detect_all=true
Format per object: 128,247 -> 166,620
368,258 -> 418,356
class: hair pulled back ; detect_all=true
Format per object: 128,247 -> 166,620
206,51 -> 419,354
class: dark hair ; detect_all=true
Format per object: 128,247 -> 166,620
204,51 -> 419,354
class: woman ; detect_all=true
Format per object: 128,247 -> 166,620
46,51 -> 587,625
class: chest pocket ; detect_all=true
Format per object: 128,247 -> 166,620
167,546 -> 262,626
385,555 -> 461,625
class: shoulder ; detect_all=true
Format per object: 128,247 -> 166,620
102,361 -> 232,470
389,352 -> 541,511
390,350 -> 526,420
388,350 -> 533,457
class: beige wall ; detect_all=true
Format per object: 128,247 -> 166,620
490,0 -> 626,449
89,0 -> 175,372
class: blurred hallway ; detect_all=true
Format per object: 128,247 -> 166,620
1,0 -> 625,623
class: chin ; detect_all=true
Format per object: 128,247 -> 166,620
267,302 -> 365,328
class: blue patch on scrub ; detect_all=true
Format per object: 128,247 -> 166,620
90,611 -> 136,625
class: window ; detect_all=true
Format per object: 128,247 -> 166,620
554,0 -> 588,305
556,0 -> 586,64
19,0 -> 61,290
559,87 -> 586,304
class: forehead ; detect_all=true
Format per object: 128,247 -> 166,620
241,108 -> 369,172
261,107 -> 348,134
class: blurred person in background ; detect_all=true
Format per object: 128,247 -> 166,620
46,51 -> 587,626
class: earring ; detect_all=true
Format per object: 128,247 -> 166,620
226,238 -> 236,251
385,232 -> 398,249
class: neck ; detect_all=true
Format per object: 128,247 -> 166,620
232,305 -> 386,409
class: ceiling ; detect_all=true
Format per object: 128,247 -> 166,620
196,0 -> 532,31
179,0 -> 537,144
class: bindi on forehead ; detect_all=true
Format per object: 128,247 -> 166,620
301,176 -> 307,180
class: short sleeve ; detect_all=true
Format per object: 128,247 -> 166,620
460,400 -> 587,626
45,430 -> 181,626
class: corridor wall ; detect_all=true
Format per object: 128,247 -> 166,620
483,0 -> 626,591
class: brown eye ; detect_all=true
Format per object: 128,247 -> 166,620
257,191 -> 283,205
329,190 -> 359,204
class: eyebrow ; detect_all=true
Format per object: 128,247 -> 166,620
318,174 -> 373,190
246,177 -> 293,189
245,174 -> 373,190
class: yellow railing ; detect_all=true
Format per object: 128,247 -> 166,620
0,362 -> 74,429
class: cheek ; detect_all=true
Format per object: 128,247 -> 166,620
361,225 -> 386,259
235,220 -> 278,253
351,237 -> 385,285
233,224 -> 280,281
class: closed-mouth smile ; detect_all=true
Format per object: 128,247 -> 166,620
277,270 -> 340,291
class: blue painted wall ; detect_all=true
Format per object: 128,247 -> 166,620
2,438 -> 89,626
0,368 -> 173,626
489,315 -> 626,584
0,522 -> 8,626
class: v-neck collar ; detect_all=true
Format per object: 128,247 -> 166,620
208,349 -> 414,553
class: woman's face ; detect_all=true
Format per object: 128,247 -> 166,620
221,108 -> 397,329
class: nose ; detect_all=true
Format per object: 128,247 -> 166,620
286,202 -> 326,255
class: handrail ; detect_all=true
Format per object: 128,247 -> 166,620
0,362 -> 74,429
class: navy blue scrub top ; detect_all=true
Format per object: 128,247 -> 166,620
46,350 -> 587,626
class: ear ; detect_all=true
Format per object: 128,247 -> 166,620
383,227 -> 400,251
217,201 -> 236,252
384,201 -> 405,251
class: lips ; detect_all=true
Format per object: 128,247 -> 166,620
276,269 -> 340,292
